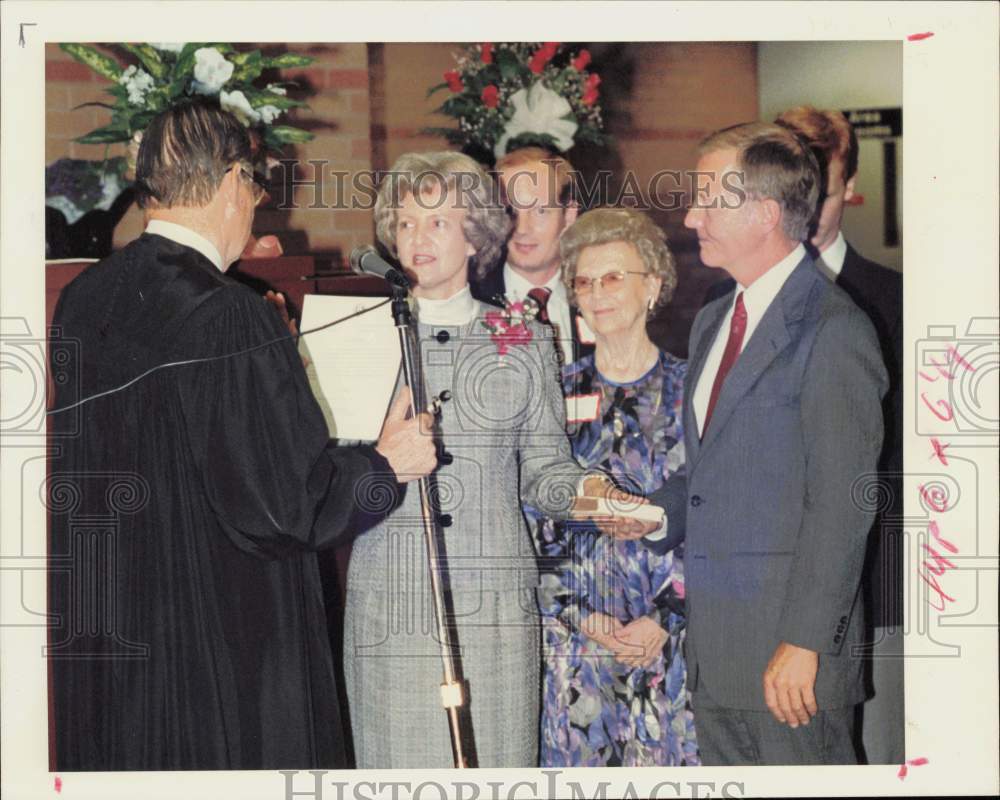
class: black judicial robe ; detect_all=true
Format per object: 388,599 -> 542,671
48,234 -> 397,770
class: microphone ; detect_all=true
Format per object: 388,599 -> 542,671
349,245 -> 410,289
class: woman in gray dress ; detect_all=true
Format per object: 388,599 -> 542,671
343,152 -> 652,768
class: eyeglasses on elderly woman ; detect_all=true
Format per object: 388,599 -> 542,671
572,269 -> 650,295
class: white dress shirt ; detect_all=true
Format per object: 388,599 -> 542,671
816,230 -> 847,281
692,244 -> 806,438
502,263 -> 574,365
145,219 -> 224,272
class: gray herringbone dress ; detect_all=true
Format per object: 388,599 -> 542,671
344,301 -> 586,768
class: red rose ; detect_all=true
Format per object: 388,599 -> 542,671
444,70 -> 463,92
481,42 -> 493,64
582,87 -> 599,106
586,73 -> 602,89
530,42 -> 560,73
481,85 -> 499,108
572,49 -> 591,71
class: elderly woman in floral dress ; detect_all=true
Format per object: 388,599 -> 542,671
532,208 -> 700,767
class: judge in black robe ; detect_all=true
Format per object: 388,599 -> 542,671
47,101 -> 431,771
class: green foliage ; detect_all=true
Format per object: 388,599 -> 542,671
263,53 -> 314,69
265,125 -> 314,145
59,42 -> 316,157
120,44 -> 168,80
60,44 -> 122,81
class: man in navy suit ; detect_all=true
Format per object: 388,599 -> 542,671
681,122 -> 887,765
777,105 -> 904,764
471,147 -> 594,365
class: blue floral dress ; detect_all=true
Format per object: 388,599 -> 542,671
531,350 -> 699,767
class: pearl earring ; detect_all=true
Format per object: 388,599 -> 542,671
647,296 -> 655,311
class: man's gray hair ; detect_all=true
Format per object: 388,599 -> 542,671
699,121 -> 820,242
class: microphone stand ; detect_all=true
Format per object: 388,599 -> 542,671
389,284 -> 478,769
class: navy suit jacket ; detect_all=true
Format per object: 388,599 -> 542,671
683,255 -> 888,711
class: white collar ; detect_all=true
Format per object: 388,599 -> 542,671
414,285 -> 478,326
816,230 -> 847,279
736,243 -> 805,333
145,220 -> 224,272
502,262 -> 567,303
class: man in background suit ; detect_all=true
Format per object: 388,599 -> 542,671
776,105 -> 904,764
471,147 -> 594,365
681,122 -> 887,764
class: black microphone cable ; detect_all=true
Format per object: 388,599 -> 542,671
46,297 -> 392,417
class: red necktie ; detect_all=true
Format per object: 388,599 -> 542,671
703,292 -> 747,435
527,287 -> 551,324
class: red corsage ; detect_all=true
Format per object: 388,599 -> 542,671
481,297 -> 541,355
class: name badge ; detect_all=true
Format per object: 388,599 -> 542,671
565,393 -> 600,423
576,315 -> 596,345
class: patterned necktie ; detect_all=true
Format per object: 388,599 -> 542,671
527,287 -> 551,325
703,292 -> 747,435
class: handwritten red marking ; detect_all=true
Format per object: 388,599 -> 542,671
928,520 -> 959,553
922,544 -> 957,576
54,776 -> 62,793
946,346 -> 976,372
898,756 -> 930,779
918,483 -> 949,513
918,369 -> 940,383
920,392 -> 954,422
927,357 -> 957,380
907,32 -> 935,41
919,565 -> 957,610
929,437 -> 950,466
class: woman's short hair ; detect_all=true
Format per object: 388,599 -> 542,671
374,151 -> 511,280
559,207 -> 677,313
135,99 -> 251,210
698,121 -> 820,243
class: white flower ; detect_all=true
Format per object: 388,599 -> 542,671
494,81 -> 578,160
151,43 -> 185,53
118,65 -> 155,106
265,83 -> 287,96
191,47 -> 233,95
220,89 -> 260,124
256,105 -> 283,125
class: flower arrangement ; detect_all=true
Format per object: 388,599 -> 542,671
425,42 -> 605,162
482,296 -> 542,355
60,42 -> 316,153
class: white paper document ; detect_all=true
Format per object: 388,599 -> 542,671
300,294 -> 401,441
